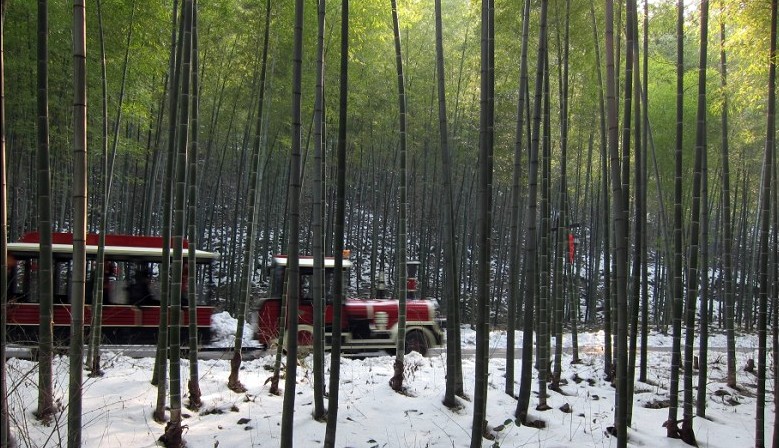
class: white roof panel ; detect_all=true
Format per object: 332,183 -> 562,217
272,255 -> 352,269
7,242 -> 219,262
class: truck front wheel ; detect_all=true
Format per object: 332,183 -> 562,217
296,329 -> 313,356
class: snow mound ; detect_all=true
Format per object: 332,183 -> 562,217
208,311 -> 261,347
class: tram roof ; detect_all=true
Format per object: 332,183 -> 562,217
9,233 -> 218,263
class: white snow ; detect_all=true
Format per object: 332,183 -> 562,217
4,323 -> 773,447
208,311 -> 262,348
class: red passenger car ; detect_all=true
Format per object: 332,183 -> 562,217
6,232 -> 218,344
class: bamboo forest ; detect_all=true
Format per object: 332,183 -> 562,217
0,0 -> 778,447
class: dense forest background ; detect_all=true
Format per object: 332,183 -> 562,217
4,0 -> 779,446
1,0 -> 774,328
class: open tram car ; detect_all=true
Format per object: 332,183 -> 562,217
6,232 -> 218,345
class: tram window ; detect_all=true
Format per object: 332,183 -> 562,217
53,262 -> 71,303
300,273 -> 313,302
271,267 -> 285,298
296,270 -> 335,303
127,263 -> 157,307
84,261 -> 121,305
324,271 -> 335,303
7,258 -> 29,302
269,265 -> 338,304
20,259 -> 36,303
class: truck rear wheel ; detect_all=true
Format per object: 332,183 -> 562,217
405,330 -> 428,356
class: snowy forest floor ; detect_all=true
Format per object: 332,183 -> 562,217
4,316 -> 774,447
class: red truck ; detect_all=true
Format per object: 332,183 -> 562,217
254,255 -> 443,355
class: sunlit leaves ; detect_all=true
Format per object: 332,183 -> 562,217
0,0 -> 773,239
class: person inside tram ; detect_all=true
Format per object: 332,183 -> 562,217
128,264 -> 156,307
86,261 -> 118,305
6,253 -> 16,299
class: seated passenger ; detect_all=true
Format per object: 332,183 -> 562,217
6,254 -> 16,300
128,267 -> 155,307
128,264 -> 190,308
87,262 -> 118,305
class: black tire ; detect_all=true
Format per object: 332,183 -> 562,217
405,330 -> 428,356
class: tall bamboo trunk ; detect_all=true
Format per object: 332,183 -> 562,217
67,1 -> 88,446
161,1 -> 192,445
435,0 -> 465,407
389,0 -> 408,393
627,0 -> 641,425
756,2 -> 776,447
0,1 -> 12,444
311,0 -> 327,421
228,0 -> 271,394
639,0 -> 650,384
677,3 -> 708,445
35,0 -> 55,422
470,0 -> 494,444
589,1 -> 613,381
516,0 -> 548,425
695,0 -> 711,421
605,0 -> 630,445
186,0 -> 201,410
323,2 -> 348,446
504,0 -> 529,391
551,0 -> 572,388
153,2 -> 182,421
719,0 -> 737,390
280,0 -> 303,444
667,0 -> 685,439
88,0 -> 134,378
87,0 -> 109,376
537,40 -> 552,413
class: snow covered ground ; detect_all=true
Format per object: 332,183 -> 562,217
4,314 -> 773,447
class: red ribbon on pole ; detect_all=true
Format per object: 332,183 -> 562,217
568,233 -> 575,264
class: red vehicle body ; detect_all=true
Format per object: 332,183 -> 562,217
254,255 -> 444,355
6,232 -> 218,344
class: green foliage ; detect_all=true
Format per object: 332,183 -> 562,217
0,0 -> 772,269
